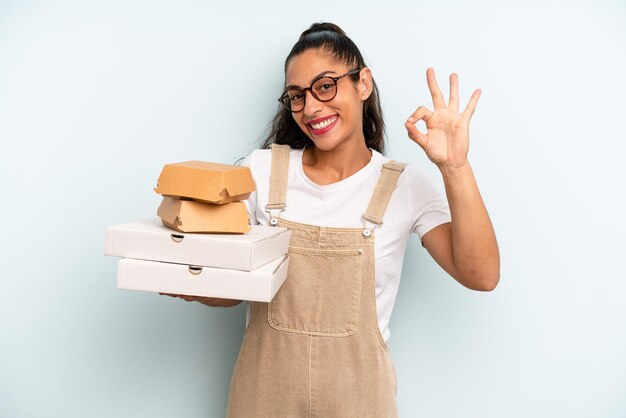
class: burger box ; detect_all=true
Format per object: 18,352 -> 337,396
157,196 -> 251,234
105,218 -> 291,272
154,160 -> 256,204
116,255 -> 290,302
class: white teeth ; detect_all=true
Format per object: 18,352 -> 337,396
310,116 -> 337,130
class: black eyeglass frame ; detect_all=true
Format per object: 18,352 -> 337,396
278,67 -> 362,112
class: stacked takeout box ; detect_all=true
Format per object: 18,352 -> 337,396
104,161 -> 291,302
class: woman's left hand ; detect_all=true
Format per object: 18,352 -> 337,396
404,68 -> 481,169
159,292 -> 242,307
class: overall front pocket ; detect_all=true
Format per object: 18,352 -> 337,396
268,246 -> 363,337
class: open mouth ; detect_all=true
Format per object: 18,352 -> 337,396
307,115 -> 338,135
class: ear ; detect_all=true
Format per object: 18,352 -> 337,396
357,67 -> 373,101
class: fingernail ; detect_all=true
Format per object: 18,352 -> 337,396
407,117 -> 415,123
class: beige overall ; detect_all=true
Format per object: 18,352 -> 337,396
226,144 -> 407,418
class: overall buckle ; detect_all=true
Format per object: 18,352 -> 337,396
265,204 -> 286,226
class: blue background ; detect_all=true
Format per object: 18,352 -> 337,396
1,1 -> 625,417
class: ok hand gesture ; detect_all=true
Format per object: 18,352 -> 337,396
405,68 -> 481,169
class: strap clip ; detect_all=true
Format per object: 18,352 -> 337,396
361,216 -> 378,238
265,204 -> 286,226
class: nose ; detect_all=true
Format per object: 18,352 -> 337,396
302,88 -> 323,116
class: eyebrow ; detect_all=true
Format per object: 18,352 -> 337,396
285,70 -> 337,90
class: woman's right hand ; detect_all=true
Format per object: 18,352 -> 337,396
159,293 -> 243,308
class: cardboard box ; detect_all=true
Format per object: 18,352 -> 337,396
105,218 -> 291,272
154,161 -> 256,204
117,255 -> 289,302
157,197 -> 251,234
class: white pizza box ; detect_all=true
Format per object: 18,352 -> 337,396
117,255 -> 289,302
105,218 -> 291,272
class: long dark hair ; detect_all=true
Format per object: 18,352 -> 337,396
260,22 -> 386,155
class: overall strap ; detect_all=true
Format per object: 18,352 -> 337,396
265,143 -> 291,225
361,160 -> 407,237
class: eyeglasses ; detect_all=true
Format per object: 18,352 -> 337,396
278,68 -> 361,112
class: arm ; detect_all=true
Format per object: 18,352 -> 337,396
405,68 -> 500,291
421,163 -> 499,291
160,293 -> 243,307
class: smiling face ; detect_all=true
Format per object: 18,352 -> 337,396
285,48 -> 372,152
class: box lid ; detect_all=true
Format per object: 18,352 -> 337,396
105,218 -> 291,271
154,161 -> 256,204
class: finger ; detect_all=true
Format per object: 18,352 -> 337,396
426,67 -> 446,110
449,73 -> 459,113
406,105 -> 433,123
461,88 -> 482,121
160,293 -> 179,298
405,106 -> 432,149
405,120 -> 428,149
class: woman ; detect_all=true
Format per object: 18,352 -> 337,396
170,22 -> 499,417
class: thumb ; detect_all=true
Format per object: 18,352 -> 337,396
405,118 -> 428,149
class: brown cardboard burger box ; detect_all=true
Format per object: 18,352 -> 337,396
157,196 -> 251,234
154,160 -> 256,204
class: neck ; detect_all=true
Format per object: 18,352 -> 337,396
302,139 -> 372,185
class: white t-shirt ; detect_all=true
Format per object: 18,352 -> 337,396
240,146 -> 451,343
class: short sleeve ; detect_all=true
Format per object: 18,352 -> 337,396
407,165 -> 451,240
239,152 -> 260,226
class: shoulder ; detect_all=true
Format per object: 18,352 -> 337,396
240,147 -> 303,168
240,148 -> 270,168
239,147 -> 304,189
397,162 -> 429,186
378,153 -> 446,210
372,151 -> 426,187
